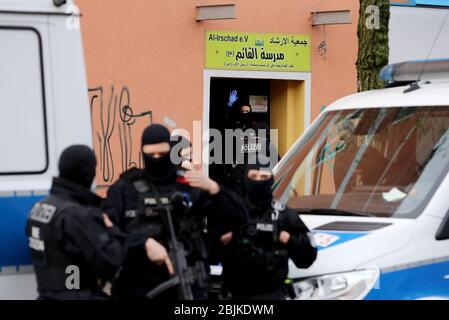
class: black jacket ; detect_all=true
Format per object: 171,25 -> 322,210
104,168 -> 245,300
26,177 -> 127,300
218,202 -> 317,296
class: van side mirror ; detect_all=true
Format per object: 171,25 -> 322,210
436,209 -> 449,241
53,0 -> 67,7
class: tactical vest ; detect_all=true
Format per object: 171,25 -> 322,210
226,131 -> 266,189
230,206 -> 289,289
233,131 -> 262,165
26,195 -> 97,292
123,174 -> 208,262
241,207 -> 287,254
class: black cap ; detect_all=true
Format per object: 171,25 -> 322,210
141,124 -> 171,148
58,145 -> 96,188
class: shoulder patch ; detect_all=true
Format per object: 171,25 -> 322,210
29,202 -> 57,224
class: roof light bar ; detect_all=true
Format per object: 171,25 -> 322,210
380,59 -> 449,83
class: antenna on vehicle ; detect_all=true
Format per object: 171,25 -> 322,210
405,11 -> 449,93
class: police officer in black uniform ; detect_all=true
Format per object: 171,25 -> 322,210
224,89 -> 255,131
222,90 -> 261,197
105,124 -> 244,300
26,145 -> 127,300
215,156 -> 317,300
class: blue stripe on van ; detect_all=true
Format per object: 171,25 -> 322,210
365,260 -> 449,300
0,194 -> 44,268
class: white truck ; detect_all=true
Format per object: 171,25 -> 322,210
0,0 -> 92,299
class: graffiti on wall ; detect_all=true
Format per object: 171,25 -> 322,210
89,85 -> 153,188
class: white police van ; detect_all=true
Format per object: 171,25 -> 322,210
273,59 -> 449,300
0,0 -> 91,299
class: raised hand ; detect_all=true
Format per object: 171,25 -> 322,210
185,166 -> 220,195
228,90 -> 238,107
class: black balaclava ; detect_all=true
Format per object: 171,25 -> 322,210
240,104 -> 253,128
245,155 -> 274,210
58,145 -> 96,189
141,124 -> 177,184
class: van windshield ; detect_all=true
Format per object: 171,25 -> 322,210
273,107 -> 449,218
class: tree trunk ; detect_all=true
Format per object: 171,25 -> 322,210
357,0 -> 390,92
